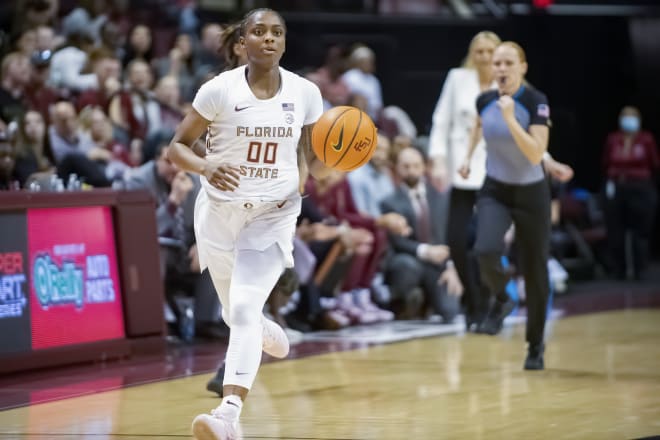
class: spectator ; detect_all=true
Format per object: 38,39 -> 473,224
195,22 -> 224,79
194,23 -> 226,84
602,105 -> 660,280
24,48 -> 61,120
380,147 -> 462,321
99,19 -> 125,60
14,28 -> 37,56
306,171 -> 406,324
48,18 -> 96,92
0,52 -> 32,131
12,109 -> 54,186
12,0 -> 58,35
341,44 -> 383,120
79,106 -> 134,180
75,49 -> 122,112
347,132 -> 396,218
108,58 -> 160,161
0,131 -> 17,190
122,24 -> 153,67
153,75 -> 184,132
34,25 -> 62,53
153,33 -> 196,102
306,45 -> 351,111
48,100 -> 110,187
123,140 -> 223,341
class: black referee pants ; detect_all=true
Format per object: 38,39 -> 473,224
474,176 -> 551,347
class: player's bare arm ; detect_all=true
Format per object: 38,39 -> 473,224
168,109 -> 241,192
299,124 -> 333,180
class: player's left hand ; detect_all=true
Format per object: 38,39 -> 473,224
497,95 -> 515,121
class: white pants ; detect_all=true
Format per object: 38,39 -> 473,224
194,190 -> 300,389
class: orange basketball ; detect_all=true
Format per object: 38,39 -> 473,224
311,106 -> 377,172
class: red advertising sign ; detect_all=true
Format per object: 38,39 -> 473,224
27,207 -> 125,349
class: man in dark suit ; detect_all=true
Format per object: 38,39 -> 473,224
123,136 -> 224,341
380,147 -> 462,322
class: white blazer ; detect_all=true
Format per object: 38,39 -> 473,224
428,68 -> 493,190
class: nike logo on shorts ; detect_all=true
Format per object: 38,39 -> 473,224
235,371 -> 249,375
235,105 -> 251,112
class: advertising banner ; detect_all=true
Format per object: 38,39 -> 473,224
27,207 -> 125,349
0,212 -> 31,355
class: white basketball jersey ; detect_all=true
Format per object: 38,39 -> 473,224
192,65 -> 323,202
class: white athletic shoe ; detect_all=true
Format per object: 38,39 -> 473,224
261,317 -> 290,358
192,410 -> 242,440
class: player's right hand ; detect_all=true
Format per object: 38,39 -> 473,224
202,162 -> 241,191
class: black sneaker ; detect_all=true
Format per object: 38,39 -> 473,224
206,363 -> 225,396
477,297 -> 516,335
465,309 -> 487,333
524,343 -> 545,370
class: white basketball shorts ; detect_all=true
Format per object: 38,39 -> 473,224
194,189 -> 301,278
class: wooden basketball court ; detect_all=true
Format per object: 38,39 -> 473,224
0,308 -> 659,439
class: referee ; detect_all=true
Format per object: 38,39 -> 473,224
459,41 -> 551,370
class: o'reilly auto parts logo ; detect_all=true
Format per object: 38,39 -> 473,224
32,250 -> 117,310
33,253 -> 84,309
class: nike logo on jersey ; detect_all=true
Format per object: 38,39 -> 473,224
235,105 -> 252,112
331,126 -> 345,152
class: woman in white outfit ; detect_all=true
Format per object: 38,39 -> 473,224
167,9 -> 332,440
428,31 -> 501,330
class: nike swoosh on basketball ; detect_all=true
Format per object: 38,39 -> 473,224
331,126 -> 345,152
234,105 -> 252,112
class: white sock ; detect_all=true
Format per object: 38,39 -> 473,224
217,394 -> 243,421
261,316 -> 290,358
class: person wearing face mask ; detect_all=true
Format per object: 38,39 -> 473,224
602,106 -> 659,280
459,41 -> 552,371
380,147 -> 463,322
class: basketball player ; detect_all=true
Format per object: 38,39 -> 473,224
167,9 -> 332,440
